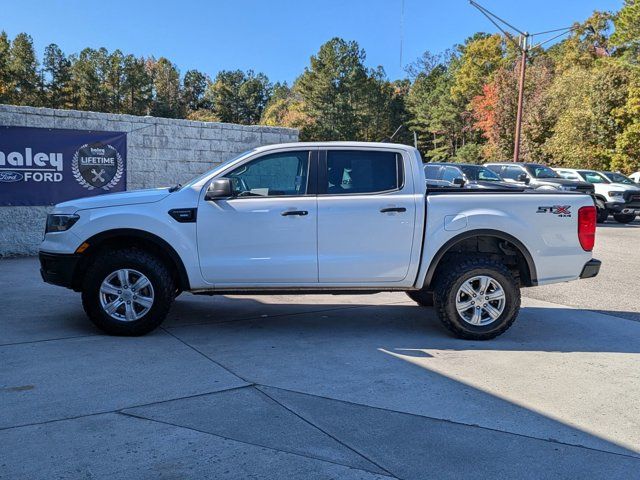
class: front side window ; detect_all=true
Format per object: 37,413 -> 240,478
326,150 -> 402,194
603,172 -> 634,185
227,151 -> 310,197
527,165 -> 559,179
578,171 -> 609,184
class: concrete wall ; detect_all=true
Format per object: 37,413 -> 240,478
0,105 -> 298,256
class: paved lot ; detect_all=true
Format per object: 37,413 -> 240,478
1,228 -> 639,479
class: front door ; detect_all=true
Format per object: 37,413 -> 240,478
317,149 -> 417,283
197,150 -> 318,285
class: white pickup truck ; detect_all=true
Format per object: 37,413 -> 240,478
39,142 -> 600,340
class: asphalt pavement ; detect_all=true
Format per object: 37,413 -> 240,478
1,228 -> 639,479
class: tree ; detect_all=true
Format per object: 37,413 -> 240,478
8,33 -> 40,106
149,57 -> 183,118
182,69 -> 210,112
121,54 -> 152,115
612,76 -> 640,173
450,33 -> 505,103
43,43 -> 72,108
68,48 -> 101,110
205,69 -> 271,124
611,0 -> 640,60
0,32 -> 11,103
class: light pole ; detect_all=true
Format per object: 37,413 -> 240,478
469,1 -> 575,161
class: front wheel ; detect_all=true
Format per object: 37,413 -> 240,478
82,249 -> 175,336
433,257 -> 521,340
613,213 -> 636,224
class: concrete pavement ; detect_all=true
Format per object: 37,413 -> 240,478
1,254 -> 639,479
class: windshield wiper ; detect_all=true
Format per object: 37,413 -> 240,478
168,183 -> 182,193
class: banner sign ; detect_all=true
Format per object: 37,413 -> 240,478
0,126 -> 127,206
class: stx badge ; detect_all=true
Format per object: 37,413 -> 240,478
537,205 -> 571,217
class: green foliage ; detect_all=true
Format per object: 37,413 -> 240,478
205,70 -> 271,124
8,33 -> 40,106
452,143 -> 483,164
611,0 -> 640,61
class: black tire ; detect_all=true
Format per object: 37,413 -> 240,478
433,257 -> 521,340
406,290 -> 433,307
613,213 -> 636,224
595,199 -> 608,224
81,248 -> 175,336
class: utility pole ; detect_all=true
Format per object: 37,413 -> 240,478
513,33 -> 528,162
469,1 -> 576,161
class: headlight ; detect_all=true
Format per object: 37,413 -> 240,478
45,214 -> 79,233
608,191 -> 624,197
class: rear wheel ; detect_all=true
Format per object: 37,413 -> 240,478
613,213 -> 636,224
82,248 -> 175,336
433,257 -> 520,340
595,199 -> 608,224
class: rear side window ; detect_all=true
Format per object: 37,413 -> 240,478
441,166 -> 462,183
325,150 -> 402,194
424,165 -> 441,179
502,165 -> 525,180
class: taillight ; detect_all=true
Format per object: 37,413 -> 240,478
578,206 -> 596,251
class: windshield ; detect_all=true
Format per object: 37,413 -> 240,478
527,165 -> 559,179
603,172 -> 634,185
459,165 -> 502,182
178,149 -> 256,189
578,170 -> 609,184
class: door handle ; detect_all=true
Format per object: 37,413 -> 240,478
380,207 -> 406,213
281,210 -> 308,216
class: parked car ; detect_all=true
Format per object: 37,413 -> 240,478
554,168 -> 640,224
485,162 -> 599,215
39,142 -> 600,341
424,162 -> 524,190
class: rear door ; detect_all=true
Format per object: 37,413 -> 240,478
316,148 -> 417,283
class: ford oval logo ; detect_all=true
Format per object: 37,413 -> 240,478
0,171 -> 24,182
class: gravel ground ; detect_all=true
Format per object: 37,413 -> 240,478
525,219 -> 640,322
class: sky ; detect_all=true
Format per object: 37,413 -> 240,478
1,0 -> 623,83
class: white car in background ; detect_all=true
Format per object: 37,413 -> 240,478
630,171 -> 640,184
554,168 -> 640,224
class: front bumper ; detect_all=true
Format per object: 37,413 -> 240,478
605,201 -> 640,215
579,259 -> 601,280
39,251 -> 80,289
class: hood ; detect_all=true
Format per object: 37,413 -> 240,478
610,182 -> 640,191
53,188 -> 171,214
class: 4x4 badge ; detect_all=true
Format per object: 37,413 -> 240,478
537,205 -> 571,217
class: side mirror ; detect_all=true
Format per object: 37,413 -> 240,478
452,177 -> 465,187
205,178 -> 233,200
517,173 -> 530,185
